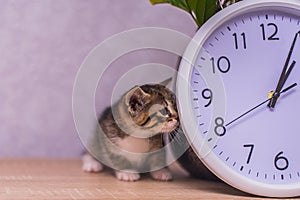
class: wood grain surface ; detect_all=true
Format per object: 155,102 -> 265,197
0,159 -> 295,200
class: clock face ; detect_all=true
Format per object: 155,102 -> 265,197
180,1 -> 300,196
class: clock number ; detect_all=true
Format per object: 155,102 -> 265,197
243,144 -> 254,164
233,32 -> 247,49
274,151 -> 289,171
214,117 -> 226,137
210,56 -> 231,74
260,23 -> 280,41
202,88 -> 213,107
217,56 -> 231,73
211,57 -> 216,73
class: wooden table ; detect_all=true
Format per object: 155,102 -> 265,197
0,159 -> 295,199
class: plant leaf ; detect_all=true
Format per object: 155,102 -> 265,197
186,0 -> 216,27
149,0 -> 189,14
150,0 -> 217,28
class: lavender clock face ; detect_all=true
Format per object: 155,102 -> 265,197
190,9 -> 300,186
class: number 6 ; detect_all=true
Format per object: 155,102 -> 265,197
274,151 -> 289,171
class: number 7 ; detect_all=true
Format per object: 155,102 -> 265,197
243,144 -> 254,164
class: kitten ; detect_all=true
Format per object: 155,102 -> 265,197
82,79 -> 179,181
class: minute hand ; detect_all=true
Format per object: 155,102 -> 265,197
226,83 -> 297,127
268,31 -> 300,108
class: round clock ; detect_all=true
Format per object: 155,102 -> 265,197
177,0 -> 300,197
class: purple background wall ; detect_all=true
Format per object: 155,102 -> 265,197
0,0 -> 196,157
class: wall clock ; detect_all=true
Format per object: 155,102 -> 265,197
177,0 -> 300,197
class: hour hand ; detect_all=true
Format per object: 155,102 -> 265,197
268,60 -> 296,108
268,31 -> 299,108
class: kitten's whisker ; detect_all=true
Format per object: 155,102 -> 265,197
169,130 -> 185,144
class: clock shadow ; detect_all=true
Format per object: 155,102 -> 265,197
186,177 -> 257,198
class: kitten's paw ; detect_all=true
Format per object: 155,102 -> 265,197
83,161 -> 103,172
82,154 -> 103,173
150,168 -> 173,181
115,170 -> 141,182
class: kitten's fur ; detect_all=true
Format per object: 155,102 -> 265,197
82,79 -> 179,181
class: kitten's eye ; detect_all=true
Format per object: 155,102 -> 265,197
140,116 -> 151,126
159,108 -> 169,116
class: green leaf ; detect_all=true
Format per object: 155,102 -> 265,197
149,0 -> 189,14
150,0 -> 217,28
186,0 -> 216,27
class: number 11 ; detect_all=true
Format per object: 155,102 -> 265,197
233,32 -> 247,49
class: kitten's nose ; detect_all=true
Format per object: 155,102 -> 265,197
169,112 -> 178,118
168,117 -> 179,122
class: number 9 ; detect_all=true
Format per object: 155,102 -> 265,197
202,88 -> 213,107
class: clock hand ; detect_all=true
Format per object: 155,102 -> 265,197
275,31 -> 299,91
226,83 -> 297,127
268,60 -> 296,107
268,31 -> 300,108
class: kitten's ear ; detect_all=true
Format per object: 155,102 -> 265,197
159,77 -> 172,88
125,87 -> 151,116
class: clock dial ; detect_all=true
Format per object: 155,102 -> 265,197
190,9 -> 300,186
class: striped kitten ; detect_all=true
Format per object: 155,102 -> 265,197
82,79 -> 179,181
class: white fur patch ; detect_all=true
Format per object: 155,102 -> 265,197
116,136 -> 151,153
150,168 -> 173,181
82,154 -> 103,172
115,170 -> 141,181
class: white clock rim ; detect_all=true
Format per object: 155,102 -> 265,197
177,0 -> 300,197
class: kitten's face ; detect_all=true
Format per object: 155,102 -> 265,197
125,84 -> 179,135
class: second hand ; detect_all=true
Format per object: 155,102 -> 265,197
225,83 -> 297,127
